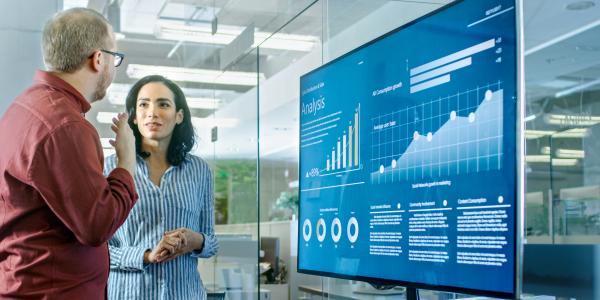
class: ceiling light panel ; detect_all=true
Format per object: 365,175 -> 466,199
154,22 -> 319,52
191,117 -> 238,128
63,0 -> 88,10
552,128 -> 589,138
127,64 -> 264,86
544,113 -> 600,126
525,130 -> 555,139
108,90 -> 220,109
107,83 -> 226,109
96,112 -> 118,124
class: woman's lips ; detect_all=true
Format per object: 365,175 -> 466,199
145,122 -> 162,130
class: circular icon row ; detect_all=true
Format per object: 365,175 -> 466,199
303,217 -> 359,243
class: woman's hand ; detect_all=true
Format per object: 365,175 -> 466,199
143,233 -> 184,264
144,228 -> 204,263
109,112 -> 136,176
167,228 -> 204,253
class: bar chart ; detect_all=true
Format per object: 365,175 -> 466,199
370,82 -> 504,184
326,105 -> 360,173
300,103 -> 362,179
409,38 -> 499,94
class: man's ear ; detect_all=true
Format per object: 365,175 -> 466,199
89,50 -> 103,73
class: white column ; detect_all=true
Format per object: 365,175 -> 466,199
0,1 -> 59,115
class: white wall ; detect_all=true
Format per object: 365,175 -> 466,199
0,1 -> 60,116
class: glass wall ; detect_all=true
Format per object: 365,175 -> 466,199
523,1 -> 600,245
258,1 -> 460,299
81,0 -> 263,298
256,2 -> 324,299
64,0 -> 600,298
257,0 -> 600,299
198,48 -> 260,298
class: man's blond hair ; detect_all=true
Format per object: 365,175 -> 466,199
42,8 -> 112,73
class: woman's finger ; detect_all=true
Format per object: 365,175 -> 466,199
162,237 -> 178,247
164,228 -> 184,235
179,233 -> 188,246
157,249 -> 170,258
159,241 -> 176,254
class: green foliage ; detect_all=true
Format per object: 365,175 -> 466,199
213,159 -> 258,224
269,189 -> 299,221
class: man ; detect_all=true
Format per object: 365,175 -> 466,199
0,8 -> 138,299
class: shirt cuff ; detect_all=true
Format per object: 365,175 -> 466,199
109,246 -> 149,271
191,233 -> 216,258
108,167 -> 137,199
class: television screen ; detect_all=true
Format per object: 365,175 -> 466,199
298,0 -> 519,298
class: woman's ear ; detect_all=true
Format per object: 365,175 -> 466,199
176,109 -> 184,125
128,107 -> 136,124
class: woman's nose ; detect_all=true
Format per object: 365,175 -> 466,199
146,106 -> 157,117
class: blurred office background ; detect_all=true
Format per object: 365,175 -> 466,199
2,0 -> 600,299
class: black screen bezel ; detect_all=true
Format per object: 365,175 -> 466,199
296,0 -> 519,298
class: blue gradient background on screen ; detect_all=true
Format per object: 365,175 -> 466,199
299,0 -> 517,295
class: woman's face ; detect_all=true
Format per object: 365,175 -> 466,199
133,82 -> 183,143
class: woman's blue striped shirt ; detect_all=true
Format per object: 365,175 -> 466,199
104,154 -> 218,299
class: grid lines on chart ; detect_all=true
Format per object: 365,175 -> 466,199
370,81 -> 504,184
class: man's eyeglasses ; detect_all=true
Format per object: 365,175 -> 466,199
100,49 -> 125,67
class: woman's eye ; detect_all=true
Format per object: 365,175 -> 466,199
138,103 -> 147,108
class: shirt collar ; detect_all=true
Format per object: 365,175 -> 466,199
135,153 -> 192,165
34,70 -> 92,114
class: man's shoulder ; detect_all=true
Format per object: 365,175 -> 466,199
0,84 -> 92,152
14,84 -> 90,132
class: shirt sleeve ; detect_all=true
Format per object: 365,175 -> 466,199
191,164 -> 218,258
29,122 -> 138,247
104,154 -> 148,271
108,236 -> 149,272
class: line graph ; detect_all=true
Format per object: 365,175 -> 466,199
370,82 -> 504,184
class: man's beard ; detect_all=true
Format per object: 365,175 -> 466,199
92,65 -> 111,102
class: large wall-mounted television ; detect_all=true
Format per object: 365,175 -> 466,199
298,0 -> 521,298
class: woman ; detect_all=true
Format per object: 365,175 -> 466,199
104,75 -> 218,299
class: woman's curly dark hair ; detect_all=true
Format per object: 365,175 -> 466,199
125,75 -> 195,166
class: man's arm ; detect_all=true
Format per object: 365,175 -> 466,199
29,121 -> 137,246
